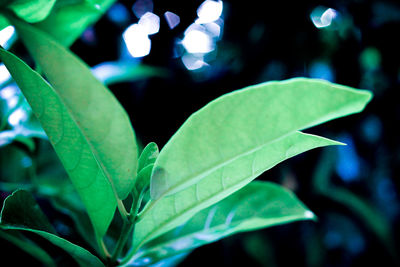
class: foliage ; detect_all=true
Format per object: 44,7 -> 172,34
0,2 -> 372,267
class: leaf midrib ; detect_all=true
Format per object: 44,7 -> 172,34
38,71 -> 121,203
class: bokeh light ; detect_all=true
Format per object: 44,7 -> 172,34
0,26 -> 16,49
311,7 -> 338,28
123,24 -> 151,58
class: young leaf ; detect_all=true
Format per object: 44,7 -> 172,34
0,190 -> 105,267
150,78 -> 372,200
132,181 -> 314,265
34,0 -> 115,46
138,142 -> 159,172
133,132 -> 342,250
9,18 -> 139,201
0,47 -> 117,237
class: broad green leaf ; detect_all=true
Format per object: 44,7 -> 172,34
0,229 -> 56,266
133,132 -> 342,250
0,48 -> 117,237
10,19 -> 139,200
0,190 -> 105,267
8,0 -> 56,23
34,0 -> 115,46
133,181 -> 314,265
150,78 -> 372,200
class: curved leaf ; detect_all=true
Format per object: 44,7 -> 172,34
9,18 -> 139,201
150,78 -> 372,200
0,47 -> 117,237
134,132 -> 342,250
0,190 -> 104,267
138,142 -> 159,172
133,78 -> 371,250
8,0 -> 56,23
133,181 -> 314,265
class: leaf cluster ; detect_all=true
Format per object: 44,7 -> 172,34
0,5 -> 372,267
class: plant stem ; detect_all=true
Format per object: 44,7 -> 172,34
97,236 -> 111,260
110,190 -> 144,265
110,220 -> 135,264
117,199 -> 129,221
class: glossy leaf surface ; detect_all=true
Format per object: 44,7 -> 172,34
0,47 -> 117,237
0,190 -> 104,267
10,18 -> 139,201
134,132 -> 342,249
135,78 -> 371,250
150,78 -> 372,200
133,181 -> 314,265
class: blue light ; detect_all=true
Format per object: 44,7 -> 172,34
107,3 -> 130,24
336,135 -> 361,182
309,61 -> 335,82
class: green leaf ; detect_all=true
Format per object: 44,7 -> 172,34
133,132 -> 342,250
0,190 -> 105,267
138,142 -> 159,172
133,181 -> 314,265
9,18 -> 139,202
150,78 -> 372,200
8,0 -> 56,23
0,48 -> 117,237
132,78 -> 371,250
34,0 -> 115,46
0,189 -> 56,233
0,229 -> 56,266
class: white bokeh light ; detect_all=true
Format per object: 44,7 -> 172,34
182,26 -> 214,53
196,0 -> 223,24
123,24 -> 151,58
204,21 -> 222,38
181,54 -> 208,70
0,26 -> 15,47
0,64 -> 11,85
139,12 -> 160,35
311,7 -> 338,28
8,108 -> 27,126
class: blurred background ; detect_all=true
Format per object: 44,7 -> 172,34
1,0 -> 400,266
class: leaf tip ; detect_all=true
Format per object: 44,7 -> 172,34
304,210 -> 317,221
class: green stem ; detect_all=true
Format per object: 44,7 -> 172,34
117,199 -> 129,221
110,220 -> 135,264
110,190 -> 145,265
97,236 -> 110,260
